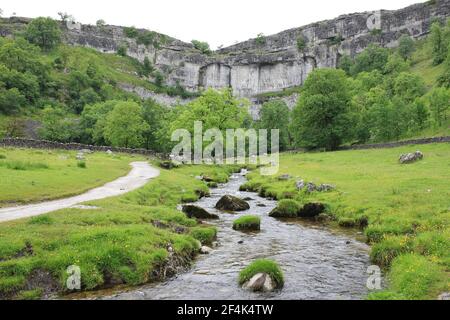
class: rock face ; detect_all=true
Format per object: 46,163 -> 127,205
182,205 -> 219,219
1,2 -> 448,117
215,195 -> 250,211
399,151 -> 424,164
242,273 -> 275,292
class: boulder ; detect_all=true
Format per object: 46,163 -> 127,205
76,153 -> 85,161
243,273 -> 275,292
182,205 -> 219,219
277,174 -> 291,181
106,150 -> 113,155
296,180 -> 305,191
298,203 -> 325,218
200,246 -> 213,254
399,151 -> 424,164
438,292 -> 450,300
159,160 -> 178,169
215,195 -> 250,211
306,182 -> 317,193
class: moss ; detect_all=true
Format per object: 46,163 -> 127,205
190,226 -> 217,245
238,259 -> 284,288
269,199 -> 300,218
233,215 -> 261,231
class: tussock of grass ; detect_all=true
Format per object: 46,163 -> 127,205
190,226 -> 217,245
77,161 -> 87,169
233,215 -> 261,231
269,199 -> 300,218
238,259 -> 284,288
0,160 -> 49,170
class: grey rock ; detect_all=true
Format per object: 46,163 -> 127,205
438,292 -> 450,300
317,184 -> 335,192
296,180 -> 305,191
298,202 -> 326,218
306,182 -> 317,193
399,151 -> 424,164
277,174 -> 291,181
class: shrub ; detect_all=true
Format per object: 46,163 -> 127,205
191,40 -> 211,55
269,199 -> 300,218
77,161 -> 87,168
233,215 -> 261,231
123,26 -> 138,38
238,259 -> 284,288
117,45 -> 127,57
29,215 -> 54,225
0,154 -> 6,159
255,33 -> 266,46
297,35 -> 307,51
190,226 -> 217,245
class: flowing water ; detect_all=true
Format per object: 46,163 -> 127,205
105,171 -> 371,300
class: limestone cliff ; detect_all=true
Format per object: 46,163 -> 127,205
1,0 -> 449,105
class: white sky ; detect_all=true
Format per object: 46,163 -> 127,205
1,0 -> 426,49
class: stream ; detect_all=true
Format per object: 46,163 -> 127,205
105,170 -> 371,300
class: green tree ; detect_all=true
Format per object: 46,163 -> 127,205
430,21 -> 447,65
292,69 -> 352,150
0,84 -> 26,115
384,52 -> 410,74
142,99 -> 166,150
103,101 -> 149,148
258,100 -> 291,151
80,100 -> 117,144
191,40 -> 211,54
25,17 -> 61,51
39,106 -> 80,142
392,72 -> 426,103
338,54 -> 353,75
398,35 -> 415,60
426,87 -> 450,126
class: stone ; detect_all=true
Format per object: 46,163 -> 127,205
306,182 -> 317,193
438,292 -> 450,300
106,150 -> 113,155
256,203 -> 267,207
159,160 -> 178,169
182,205 -> 219,219
202,176 -> 214,182
277,174 -> 291,181
200,246 -> 213,254
317,184 -> 335,192
76,153 -> 85,161
80,149 -> 93,154
399,151 -> 424,164
215,195 -> 250,211
243,273 -> 276,292
298,203 -> 326,218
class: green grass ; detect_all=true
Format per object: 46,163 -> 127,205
232,215 -> 261,231
0,148 -> 141,206
244,143 -> 450,299
0,163 -> 238,299
238,259 -> 284,288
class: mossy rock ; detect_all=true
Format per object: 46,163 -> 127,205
233,215 -> 261,231
297,202 -> 325,218
238,259 -> 284,289
182,205 -> 219,220
215,195 -> 250,211
269,199 -> 300,218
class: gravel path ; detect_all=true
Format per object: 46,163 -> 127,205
0,162 -> 160,223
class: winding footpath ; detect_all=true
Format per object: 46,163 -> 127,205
0,162 -> 160,223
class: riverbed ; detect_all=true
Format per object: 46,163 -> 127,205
102,170 -> 371,300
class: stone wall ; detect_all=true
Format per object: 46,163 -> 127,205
0,138 -> 167,158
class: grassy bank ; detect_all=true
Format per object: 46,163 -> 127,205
0,160 -> 241,299
0,147 -> 142,206
241,143 -> 450,299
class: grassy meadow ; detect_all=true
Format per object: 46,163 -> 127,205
241,143 -> 450,299
0,148 -> 143,206
0,156 -> 241,299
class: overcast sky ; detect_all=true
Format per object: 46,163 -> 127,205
1,0 -> 426,49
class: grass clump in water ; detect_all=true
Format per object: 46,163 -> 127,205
233,215 -> 261,231
238,259 -> 284,288
269,199 -> 300,218
190,226 -> 217,245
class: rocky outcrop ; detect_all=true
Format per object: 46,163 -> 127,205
215,195 -> 250,211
